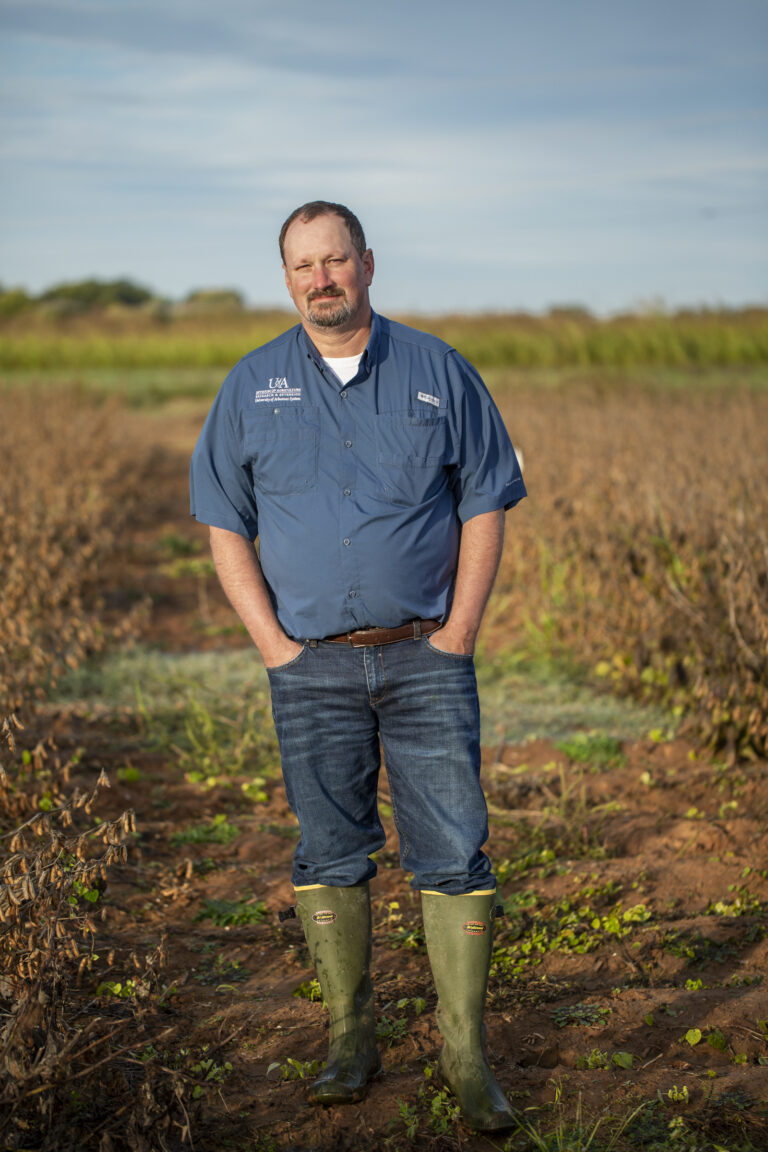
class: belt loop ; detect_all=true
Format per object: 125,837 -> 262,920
413,620 -> 422,640
307,639 -> 318,648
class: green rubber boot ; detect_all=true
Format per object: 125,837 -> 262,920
421,890 -> 516,1131
295,882 -> 381,1105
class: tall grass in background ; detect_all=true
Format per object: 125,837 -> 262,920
1,306 -> 767,371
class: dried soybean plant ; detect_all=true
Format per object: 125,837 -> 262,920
492,380 -> 768,758
0,392 -> 196,1148
0,716 -> 133,1000
0,387 -> 146,714
0,716 -> 131,1125
0,716 -> 196,1150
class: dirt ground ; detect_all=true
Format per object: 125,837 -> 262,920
41,407 -> 768,1150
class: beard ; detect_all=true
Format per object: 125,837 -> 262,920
306,291 -> 354,328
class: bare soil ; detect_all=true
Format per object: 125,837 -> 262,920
43,406 -> 768,1150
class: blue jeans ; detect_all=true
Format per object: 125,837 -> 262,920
266,635 -> 494,894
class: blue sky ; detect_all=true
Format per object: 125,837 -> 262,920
1,0 -> 766,314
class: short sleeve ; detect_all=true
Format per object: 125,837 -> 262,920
190,371 -> 259,540
445,351 -> 527,522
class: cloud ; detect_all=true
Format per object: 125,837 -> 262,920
1,0 -> 766,309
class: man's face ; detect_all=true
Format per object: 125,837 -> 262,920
282,213 -> 374,332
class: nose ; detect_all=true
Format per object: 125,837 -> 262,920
311,263 -> 334,289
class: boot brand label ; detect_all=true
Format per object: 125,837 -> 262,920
462,920 -> 487,936
312,910 -> 337,925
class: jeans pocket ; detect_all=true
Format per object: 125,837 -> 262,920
423,636 -> 475,661
265,644 -> 309,674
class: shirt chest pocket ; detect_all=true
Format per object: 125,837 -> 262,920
242,406 -> 319,496
374,411 -> 450,504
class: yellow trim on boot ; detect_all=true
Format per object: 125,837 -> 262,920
420,889 -> 496,896
293,884 -> 328,891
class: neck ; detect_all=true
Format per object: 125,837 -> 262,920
302,307 -> 372,357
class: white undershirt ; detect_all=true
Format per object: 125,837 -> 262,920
322,353 -> 363,385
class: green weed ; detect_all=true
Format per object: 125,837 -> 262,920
388,924 -> 425,950
413,1066 -> 462,1134
116,765 -> 141,783
706,886 -> 762,917
509,1085 -> 651,1152
96,978 -> 145,1000
575,1048 -> 609,1070
194,953 -> 250,987
551,1003 -> 612,1029
171,813 -> 241,847
194,898 -> 268,927
663,930 -> 739,968
266,1056 -> 323,1081
376,1015 -> 408,1047
293,978 -> 323,1002
495,848 -> 557,885
554,731 -> 625,768
396,1098 -> 419,1141
492,897 -> 650,977
188,1051 -> 233,1098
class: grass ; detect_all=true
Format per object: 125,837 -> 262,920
506,1091 -> 651,1152
48,646 -> 267,712
49,646 -> 280,789
51,642 -> 670,753
3,361 -> 768,410
2,307 -> 767,376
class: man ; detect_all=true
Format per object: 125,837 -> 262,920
190,202 -> 526,1131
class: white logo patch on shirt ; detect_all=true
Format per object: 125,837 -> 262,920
417,391 -> 440,408
255,378 -> 302,403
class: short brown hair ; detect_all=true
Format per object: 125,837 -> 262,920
279,201 -> 367,262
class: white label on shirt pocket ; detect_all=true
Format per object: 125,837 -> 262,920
254,387 -> 302,403
417,391 -> 440,408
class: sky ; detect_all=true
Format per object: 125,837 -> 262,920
1,0 -> 766,314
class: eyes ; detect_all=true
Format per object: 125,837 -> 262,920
294,256 -> 346,272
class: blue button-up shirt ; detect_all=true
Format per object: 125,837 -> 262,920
190,311 -> 526,639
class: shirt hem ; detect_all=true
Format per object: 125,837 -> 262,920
457,490 -> 526,523
190,508 -> 257,539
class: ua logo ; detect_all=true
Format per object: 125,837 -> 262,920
269,377 -> 288,389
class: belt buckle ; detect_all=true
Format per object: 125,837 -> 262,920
347,628 -> 372,648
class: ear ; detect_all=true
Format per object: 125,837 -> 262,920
362,249 -> 374,286
283,265 -> 295,303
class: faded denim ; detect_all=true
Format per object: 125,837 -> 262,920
266,635 -> 493,894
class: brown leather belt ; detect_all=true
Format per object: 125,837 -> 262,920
323,619 -> 441,648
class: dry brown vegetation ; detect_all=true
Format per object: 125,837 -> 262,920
0,392 -> 200,1149
491,380 -> 768,759
0,390 -> 145,711
0,375 -> 767,1151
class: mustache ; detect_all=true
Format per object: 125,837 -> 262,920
307,288 -> 345,301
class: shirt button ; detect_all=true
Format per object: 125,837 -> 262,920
348,590 -> 357,598
343,488 -> 351,496
343,538 -> 350,546
340,390 -> 347,398
344,440 -> 352,448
